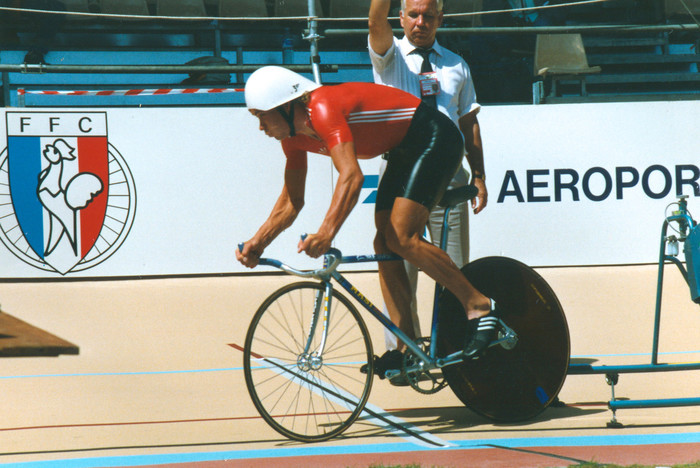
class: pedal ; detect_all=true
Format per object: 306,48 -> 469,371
491,319 -> 518,350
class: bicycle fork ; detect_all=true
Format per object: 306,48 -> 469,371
297,282 -> 332,372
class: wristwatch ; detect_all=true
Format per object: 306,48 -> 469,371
473,172 -> 485,182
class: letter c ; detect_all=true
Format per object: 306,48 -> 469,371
79,117 -> 93,133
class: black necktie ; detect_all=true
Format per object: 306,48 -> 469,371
415,48 -> 436,108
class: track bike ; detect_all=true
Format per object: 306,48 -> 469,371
241,185 -> 570,442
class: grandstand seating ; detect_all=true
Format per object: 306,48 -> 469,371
328,0 -> 371,18
156,0 -> 207,17
534,33 -> 601,99
665,0 -> 700,20
443,0 -> 483,26
274,0 -> 323,17
100,0 -> 150,16
220,0 -> 268,18
62,0 -> 90,14
0,0 -> 698,107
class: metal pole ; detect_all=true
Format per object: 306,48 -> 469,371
1,72 -> 10,106
652,224 -> 668,366
306,0 -> 322,84
322,23 -> 700,36
212,20 -> 222,58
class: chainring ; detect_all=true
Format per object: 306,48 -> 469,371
403,338 -> 448,394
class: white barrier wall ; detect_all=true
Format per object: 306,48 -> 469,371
0,100 -> 698,278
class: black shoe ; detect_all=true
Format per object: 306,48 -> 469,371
463,306 -> 500,360
360,349 -> 403,380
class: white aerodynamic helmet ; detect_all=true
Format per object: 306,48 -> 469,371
245,66 -> 321,111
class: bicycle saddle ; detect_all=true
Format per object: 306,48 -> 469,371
437,185 -> 478,208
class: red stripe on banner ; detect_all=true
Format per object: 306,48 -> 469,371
22,88 -> 245,96
77,137 -> 110,258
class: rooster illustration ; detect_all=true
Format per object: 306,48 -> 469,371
37,138 -> 104,257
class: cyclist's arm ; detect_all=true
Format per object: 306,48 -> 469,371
298,142 -> 363,258
368,0 -> 393,56
238,167 -> 307,267
459,110 -> 487,214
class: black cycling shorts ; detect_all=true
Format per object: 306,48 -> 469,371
375,103 -> 464,213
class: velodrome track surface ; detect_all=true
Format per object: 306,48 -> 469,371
1,264 -> 700,467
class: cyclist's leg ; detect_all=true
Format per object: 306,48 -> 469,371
382,197 -> 490,320
377,104 -> 489,337
374,210 -> 418,352
378,159 -> 422,351
381,260 -> 420,350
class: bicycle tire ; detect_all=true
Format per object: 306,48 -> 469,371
243,281 -> 374,442
437,256 -> 570,422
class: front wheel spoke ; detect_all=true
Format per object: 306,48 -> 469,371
244,283 -> 373,442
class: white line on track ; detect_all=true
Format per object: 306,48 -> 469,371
249,352 -> 454,448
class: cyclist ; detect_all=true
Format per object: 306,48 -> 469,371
236,66 -> 499,377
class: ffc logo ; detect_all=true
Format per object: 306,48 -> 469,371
0,112 -> 136,275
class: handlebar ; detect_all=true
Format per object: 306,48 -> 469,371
237,239 -> 343,280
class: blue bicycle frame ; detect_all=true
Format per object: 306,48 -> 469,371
254,201 -> 471,379
250,193 -> 516,380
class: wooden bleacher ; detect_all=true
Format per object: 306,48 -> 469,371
0,311 -> 79,357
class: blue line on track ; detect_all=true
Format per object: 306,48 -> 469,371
571,350 -> 700,359
4,348 -> 700,380
2,349 -> 699,380
0,368 -> 242,380
3,432 -> 700,467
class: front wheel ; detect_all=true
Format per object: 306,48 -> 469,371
243,281 -> 374,442
438,257 -> 570,422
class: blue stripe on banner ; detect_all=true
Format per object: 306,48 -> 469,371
7,136 -> 44,259
362,174 -> 379,189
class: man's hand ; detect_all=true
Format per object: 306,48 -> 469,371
236,239 -> 264,268
298,232 -> 332,258
472,177 -> 488,214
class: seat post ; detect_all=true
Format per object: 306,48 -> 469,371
429,203 -> 456,358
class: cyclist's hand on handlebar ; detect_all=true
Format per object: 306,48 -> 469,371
472,177 -> 488,215
298,232 -> 332,258
236,239 -> 263,268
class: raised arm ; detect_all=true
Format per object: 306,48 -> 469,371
298,142 -> 364,257
237,167 -> 307,267
369,0 -> 394,55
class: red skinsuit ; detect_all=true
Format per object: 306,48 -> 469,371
281,82 -> 421,170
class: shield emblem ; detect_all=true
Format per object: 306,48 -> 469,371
6,112 -> 109,274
